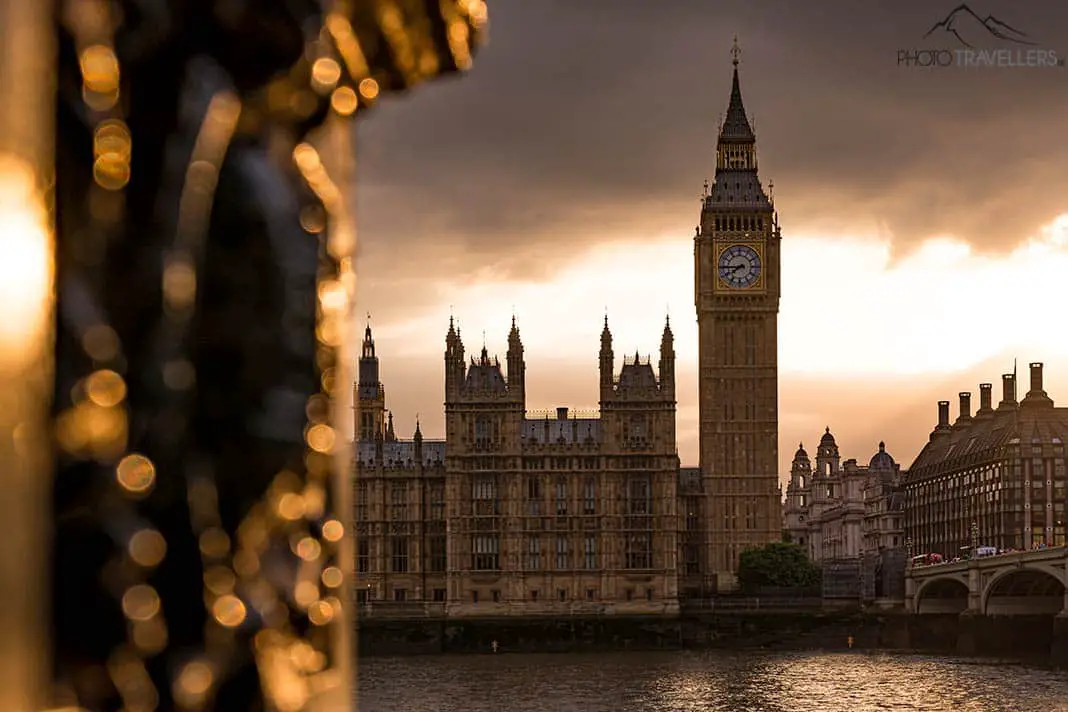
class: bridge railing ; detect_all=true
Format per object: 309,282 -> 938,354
910,545 -> 1068,570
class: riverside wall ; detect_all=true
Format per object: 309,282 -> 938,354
354,608 -> 1068,666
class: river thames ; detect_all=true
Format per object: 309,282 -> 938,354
354,650 -> 1068,711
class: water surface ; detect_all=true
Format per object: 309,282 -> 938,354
356,650 -> 1068,712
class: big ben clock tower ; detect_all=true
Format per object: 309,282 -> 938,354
695,39 -> 782,590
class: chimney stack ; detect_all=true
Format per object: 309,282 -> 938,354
1022,362 -> 1054,408
937,400 -> 950,427
1030,362 -> 1044,394
998,373 -> 1017,409
556,406 -> 569,420
956,392 -> 972,424
978,383 -> 993,413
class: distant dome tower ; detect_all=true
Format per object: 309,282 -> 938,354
783,443 -> 812,546
868,441 -> 896,471
815,427 -> 840,476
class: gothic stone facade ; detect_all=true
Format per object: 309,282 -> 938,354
353,51 -> 791,608
352,326 -> 448,607
694,51 -> 783,588
353,319 -> 681,616
442,317 -> 679,616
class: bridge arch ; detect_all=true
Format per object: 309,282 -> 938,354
982,565 -> 1065,615
914,574 -> 969,614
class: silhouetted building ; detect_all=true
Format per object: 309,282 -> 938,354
904,363 -> 1068,557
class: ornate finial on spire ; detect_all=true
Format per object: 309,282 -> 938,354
482,329 -> 486,349
825,426 -> 831,434
769,178 -> 775,204
731,35 -> 741,66
799,441 -> 803,450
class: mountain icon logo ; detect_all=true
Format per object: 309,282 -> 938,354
923,4 -> 1037,48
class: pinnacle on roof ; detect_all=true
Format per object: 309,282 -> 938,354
361,316 -> 375,358
719,36 -> 755,143
508,314 -> 521,343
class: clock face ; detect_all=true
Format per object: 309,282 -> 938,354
718,244 -> 762,289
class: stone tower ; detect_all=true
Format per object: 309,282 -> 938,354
694,39 -> 782,588
355,321 -> 386,442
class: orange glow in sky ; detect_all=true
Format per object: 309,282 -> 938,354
364,212 -> 1068,474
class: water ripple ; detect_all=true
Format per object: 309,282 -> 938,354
355,650 -> 1068,712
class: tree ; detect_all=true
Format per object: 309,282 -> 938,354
736,542 -> 821,591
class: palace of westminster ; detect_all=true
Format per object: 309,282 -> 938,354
351,49 -> 1068,614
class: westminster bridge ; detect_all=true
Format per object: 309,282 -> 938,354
906,546 -> 1068,615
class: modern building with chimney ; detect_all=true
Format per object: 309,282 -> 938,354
904,363 -> 1068,558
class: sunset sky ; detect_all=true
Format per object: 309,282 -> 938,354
352,0 -> 1068,479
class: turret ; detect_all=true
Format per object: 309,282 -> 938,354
814,427 -> 840,476
507,315 -> 525,403
599,315 -> 614,402
659,315 -> 675,399
413,418 -> 423,462
444,315 -> 465,400
356,320 -> 386,441
787,442 -> 810,504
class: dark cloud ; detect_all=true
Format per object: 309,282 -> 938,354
355,0 -> 1068,289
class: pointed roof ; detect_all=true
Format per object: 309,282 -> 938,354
508,314 -> 522,345
362,317 -> 375,358
719,37 -> 755,143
